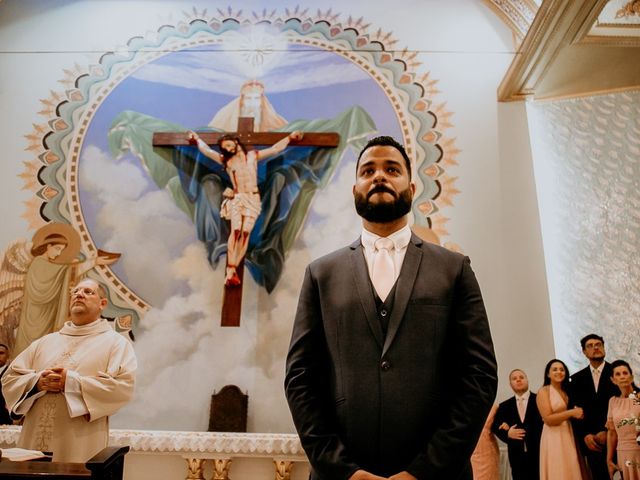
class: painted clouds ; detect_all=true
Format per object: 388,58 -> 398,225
80,143 -> 360,432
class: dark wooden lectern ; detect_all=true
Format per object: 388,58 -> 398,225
0,446 -> 129,479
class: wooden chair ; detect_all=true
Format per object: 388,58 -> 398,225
208,385 -> 248,432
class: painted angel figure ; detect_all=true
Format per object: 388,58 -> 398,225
0,223 -> 119,354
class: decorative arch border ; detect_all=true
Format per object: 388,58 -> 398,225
21,7 -> 460,315
481,0 -> 538,43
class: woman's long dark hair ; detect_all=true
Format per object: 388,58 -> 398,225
543,358 -> 571,392
610,359 -> 640,393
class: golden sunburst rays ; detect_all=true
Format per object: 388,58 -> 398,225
314,8 -> 341,25
396,48 -> 422,71
345,15 -> 371,32
432,102 -> 454,130
285,6 -> 310,19
18,160 -> 41,192
21,197 -> 47,230
416,72 -> 441,98
21,70 -> 86,226
250,8 -> 279,23
18,7 -> 461,249
37,91 -> 64,118
436,174 -> 460,208
430,215 -> 451,242
59,63 -> 87,89
412,81 -> 460,245
369,28 -> 397,48
437,137 -> 460,169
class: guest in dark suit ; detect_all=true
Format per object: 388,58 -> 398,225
0,343 -> 12,425
570,334 -> 618,480
285,135 -> 498,480
492,369 -> 543,480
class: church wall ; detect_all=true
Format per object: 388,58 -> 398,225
527,90 -> 640,375
494,101 -> 555,392
0,0 -> 553,437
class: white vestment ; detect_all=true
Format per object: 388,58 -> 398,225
1,319 -> 136,462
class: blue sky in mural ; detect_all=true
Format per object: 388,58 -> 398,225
79,43 -> 400,287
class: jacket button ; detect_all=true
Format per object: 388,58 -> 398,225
381,360 -> 391,371
380,309 -> 388,317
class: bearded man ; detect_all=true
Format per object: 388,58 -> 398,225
285,135 -> 497,480
188,130 -> 303,286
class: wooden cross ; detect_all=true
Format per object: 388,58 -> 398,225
153,117 -> 339,327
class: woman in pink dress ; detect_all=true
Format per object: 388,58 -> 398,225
537,358 -> 585,480
606,359 -> 640,480
471,403 -> 500,480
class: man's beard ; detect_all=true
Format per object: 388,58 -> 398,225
354,185 -> 413,223
220,146 -> 237,160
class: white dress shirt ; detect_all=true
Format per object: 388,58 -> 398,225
361,224 -> 412,285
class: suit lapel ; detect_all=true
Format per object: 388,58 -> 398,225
524,393 -> 536,421
349,239 -> 384,349
507,396 -> 519,423
382,235 -> 423,357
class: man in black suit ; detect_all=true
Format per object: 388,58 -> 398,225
492,369 -> 542,480
570,334 -> 618,480
285,136 -> 497,480
0,343 -> 12,424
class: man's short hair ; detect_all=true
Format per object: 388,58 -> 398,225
73,280 -> 107,300
508,368 -> 526,378
356,136 -> 412,176
580,333 -> 604,350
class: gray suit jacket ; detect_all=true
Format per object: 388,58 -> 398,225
285,234 -> 497,480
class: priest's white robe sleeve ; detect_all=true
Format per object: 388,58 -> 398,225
64,370 -> 89,417
78,335 -> 137,422
1,340 -> 46,417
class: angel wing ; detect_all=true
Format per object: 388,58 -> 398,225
0,239 -> 33,350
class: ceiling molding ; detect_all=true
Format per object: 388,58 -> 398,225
496,0 -> 640,101
481,0 -> 538,43
580,34 -> 640,46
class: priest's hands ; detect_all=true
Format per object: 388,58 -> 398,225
36,367 -> 67,393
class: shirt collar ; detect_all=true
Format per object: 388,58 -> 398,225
515,391 -> 530,402
361,224 -> 412,253
591,363 -> 604,375
60,317 -> 111,336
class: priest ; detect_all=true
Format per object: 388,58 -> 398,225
1,278 -> 137,462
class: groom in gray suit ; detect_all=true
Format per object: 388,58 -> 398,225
285,136 -> 497,480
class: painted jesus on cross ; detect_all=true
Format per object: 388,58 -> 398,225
187,130 -> 304,286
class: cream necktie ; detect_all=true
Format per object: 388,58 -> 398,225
593,368 -> 600,392
372,237 -> 395,301
517,397 -> 526,423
